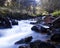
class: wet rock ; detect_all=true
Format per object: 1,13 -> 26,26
15,36 -> 33,44
30,40 -> 55,48
18,46 -> 28,48
11,19 -> 18,25
19,44 -> 31,48
31,25 -> 50,33
30,40 -> 41,48
50,33 -> 60,43
40,27 -> 49,33
30,22 -> 37,24
52,16 -> 60,28
0,16 -> 12,28
4,17 -> 12,28
39,42 -> 55,48
52,28 -> 60,34
19,46 -> 25,48
31,26 -> 40,32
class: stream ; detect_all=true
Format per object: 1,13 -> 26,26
0,20 -> 50,48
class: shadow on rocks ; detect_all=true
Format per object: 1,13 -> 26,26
18,40 -> 56,48
15,36 -> 33,44
50,33 -> 60,44
30,40 -> 56,48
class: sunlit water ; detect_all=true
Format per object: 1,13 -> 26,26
0,20 -> 49,48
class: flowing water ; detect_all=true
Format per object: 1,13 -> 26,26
0,20 -> 49,48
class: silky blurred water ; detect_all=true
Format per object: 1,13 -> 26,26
0,20 -> 49,48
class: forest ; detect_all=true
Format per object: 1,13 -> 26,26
0,0 -> 60,17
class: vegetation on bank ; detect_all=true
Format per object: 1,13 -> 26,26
0,7 -> 48,16
0,0 -> 60,19
52,10 -> 60,17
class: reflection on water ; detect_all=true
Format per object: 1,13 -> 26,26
0,20 -> 49,48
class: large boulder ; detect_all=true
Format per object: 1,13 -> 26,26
15,36 -> 33,44
50,33 -> 60,43
52,28 -> 60,34
52,16 -> 60,28
18,40 -> 55,48
39,42 -> 55,48
31,25 -> 50,34
3,17 -> 12,28
30,40 -> 55,48
30,40 -> 41,48
0,16 -> 12,28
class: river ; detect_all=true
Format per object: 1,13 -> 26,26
0,20 -> 50,48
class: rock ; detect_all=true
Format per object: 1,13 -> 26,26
40,26 -> 49,33
4,17 -> 12,28
15,36 -> 33,44
50,33 -> 60,43
18,46 -> 28,48
31,26 -> 40,32
52,16 -> 60,28
30,40 -> 55,48
23,36 -> 33,43
31,25 -> 50,33
18,44 -> 30,48
52,28 -> 60,34
39,42 -> 55,48
19,46 -> 25,48
11,19 -> 18,25
30,22 -> 37,24
0,16 -> 12,28
30,40 -> 41,48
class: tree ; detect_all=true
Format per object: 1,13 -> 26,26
0,0 -> 6,6
40,0 -> 60,13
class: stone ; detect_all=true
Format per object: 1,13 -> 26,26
39,42 -> 55,48
15,36 -> 33,44
30,40 -> 41,48
11,19 -> 18,25
18,46 -> 27,48
30,22 -> 37,24
30,40 -> 55,48
31,25 -> 50,33
0,16 -> 12,28
31,26 -> 40,32
52,16 -> 60,28
4,17 -> 12,28
51,33 -> 60,43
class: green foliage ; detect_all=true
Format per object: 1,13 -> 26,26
0,9 -> 9,16
52,10 -> 60,17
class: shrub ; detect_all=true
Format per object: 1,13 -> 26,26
52,10 -> 60,17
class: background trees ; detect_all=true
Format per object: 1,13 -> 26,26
0,0 -> 60,16
0,0 -> 6,6
40,0 -> 60,13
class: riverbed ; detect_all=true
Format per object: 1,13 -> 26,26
0,20 -> 50,48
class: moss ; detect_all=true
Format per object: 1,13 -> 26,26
52,10 -> 60,17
